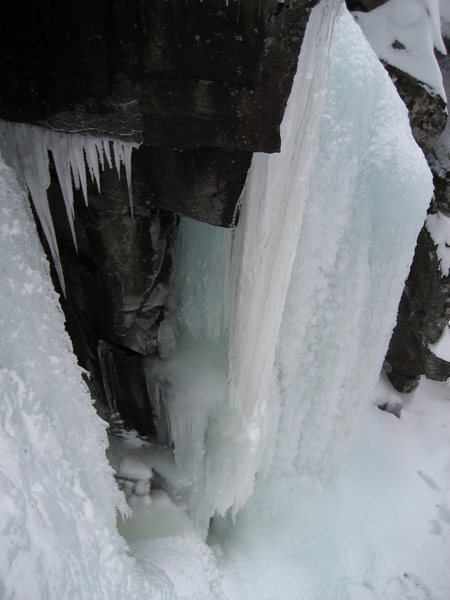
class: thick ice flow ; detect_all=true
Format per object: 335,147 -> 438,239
0,156 -> 175,599
270,10 -> 433,482
153,0 -> 342,531
163,5 -> 432,541
0,120 -> 139,293
209,11 -> 435,599
225,0 -> 342,513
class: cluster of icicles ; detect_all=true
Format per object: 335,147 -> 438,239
0,119 -> 140,294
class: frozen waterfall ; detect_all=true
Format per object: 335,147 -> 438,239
160,4 -> 433,536
0,1 -> 438,598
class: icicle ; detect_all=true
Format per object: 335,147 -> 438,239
123,142 -> 135,216
85,139 -> 102,193
112,140 -> 123,181
11,123 -> 66,295
102,139 -> 113,170
222,0 -> 342,515
69,134 -> 89,204
95,139 -> 105,171
0,119 -> 140,294
48,132 -> 78,252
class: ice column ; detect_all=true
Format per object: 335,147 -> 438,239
268,10 -> 434,485
222,0 -> 343,514
0,120 -> 139,294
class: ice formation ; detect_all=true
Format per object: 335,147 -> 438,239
152,0 -> 342,533
0,120 -> 139,294
354,0 -> 447,100
0,0 -> 443,597
208,11 -> 437,599
0,156 -> 176,599
156,1 -> 433,537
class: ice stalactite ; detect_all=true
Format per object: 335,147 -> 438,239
0,120 -> 139,294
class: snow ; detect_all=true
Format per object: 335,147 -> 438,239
430,323 -> 450,360
426,211 -> 450,276
354,0 -> 447,101
0,154 -> 176,599
210,376 -> 450,600
0,119 -> 139,294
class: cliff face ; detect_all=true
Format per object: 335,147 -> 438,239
1,1 -> 449,432
0,0 -> 319,434
384,41 -> 450,392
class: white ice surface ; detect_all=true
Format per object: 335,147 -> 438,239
426,211 -> 450,276
220,0 -> 342,517
354,0 -> 447,100
0,155 -> 176,599
0,120 -> 139,293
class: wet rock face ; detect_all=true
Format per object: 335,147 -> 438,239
385,43 -> 450,392
0,0 -> 317,433
345,1 -> 388,12
132,146 -> 251,227
40,159 -> 177,435
1,0 -> 317,151
386,228 -> 450,391
384,65 -> 448,153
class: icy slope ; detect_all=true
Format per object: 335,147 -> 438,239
0,156 -> 174,599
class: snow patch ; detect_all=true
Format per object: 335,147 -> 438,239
430,323 -> 450,360
354,0 -> 447,100
426,211 -> 450,276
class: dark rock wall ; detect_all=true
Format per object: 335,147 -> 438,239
384,40 -> 450,391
